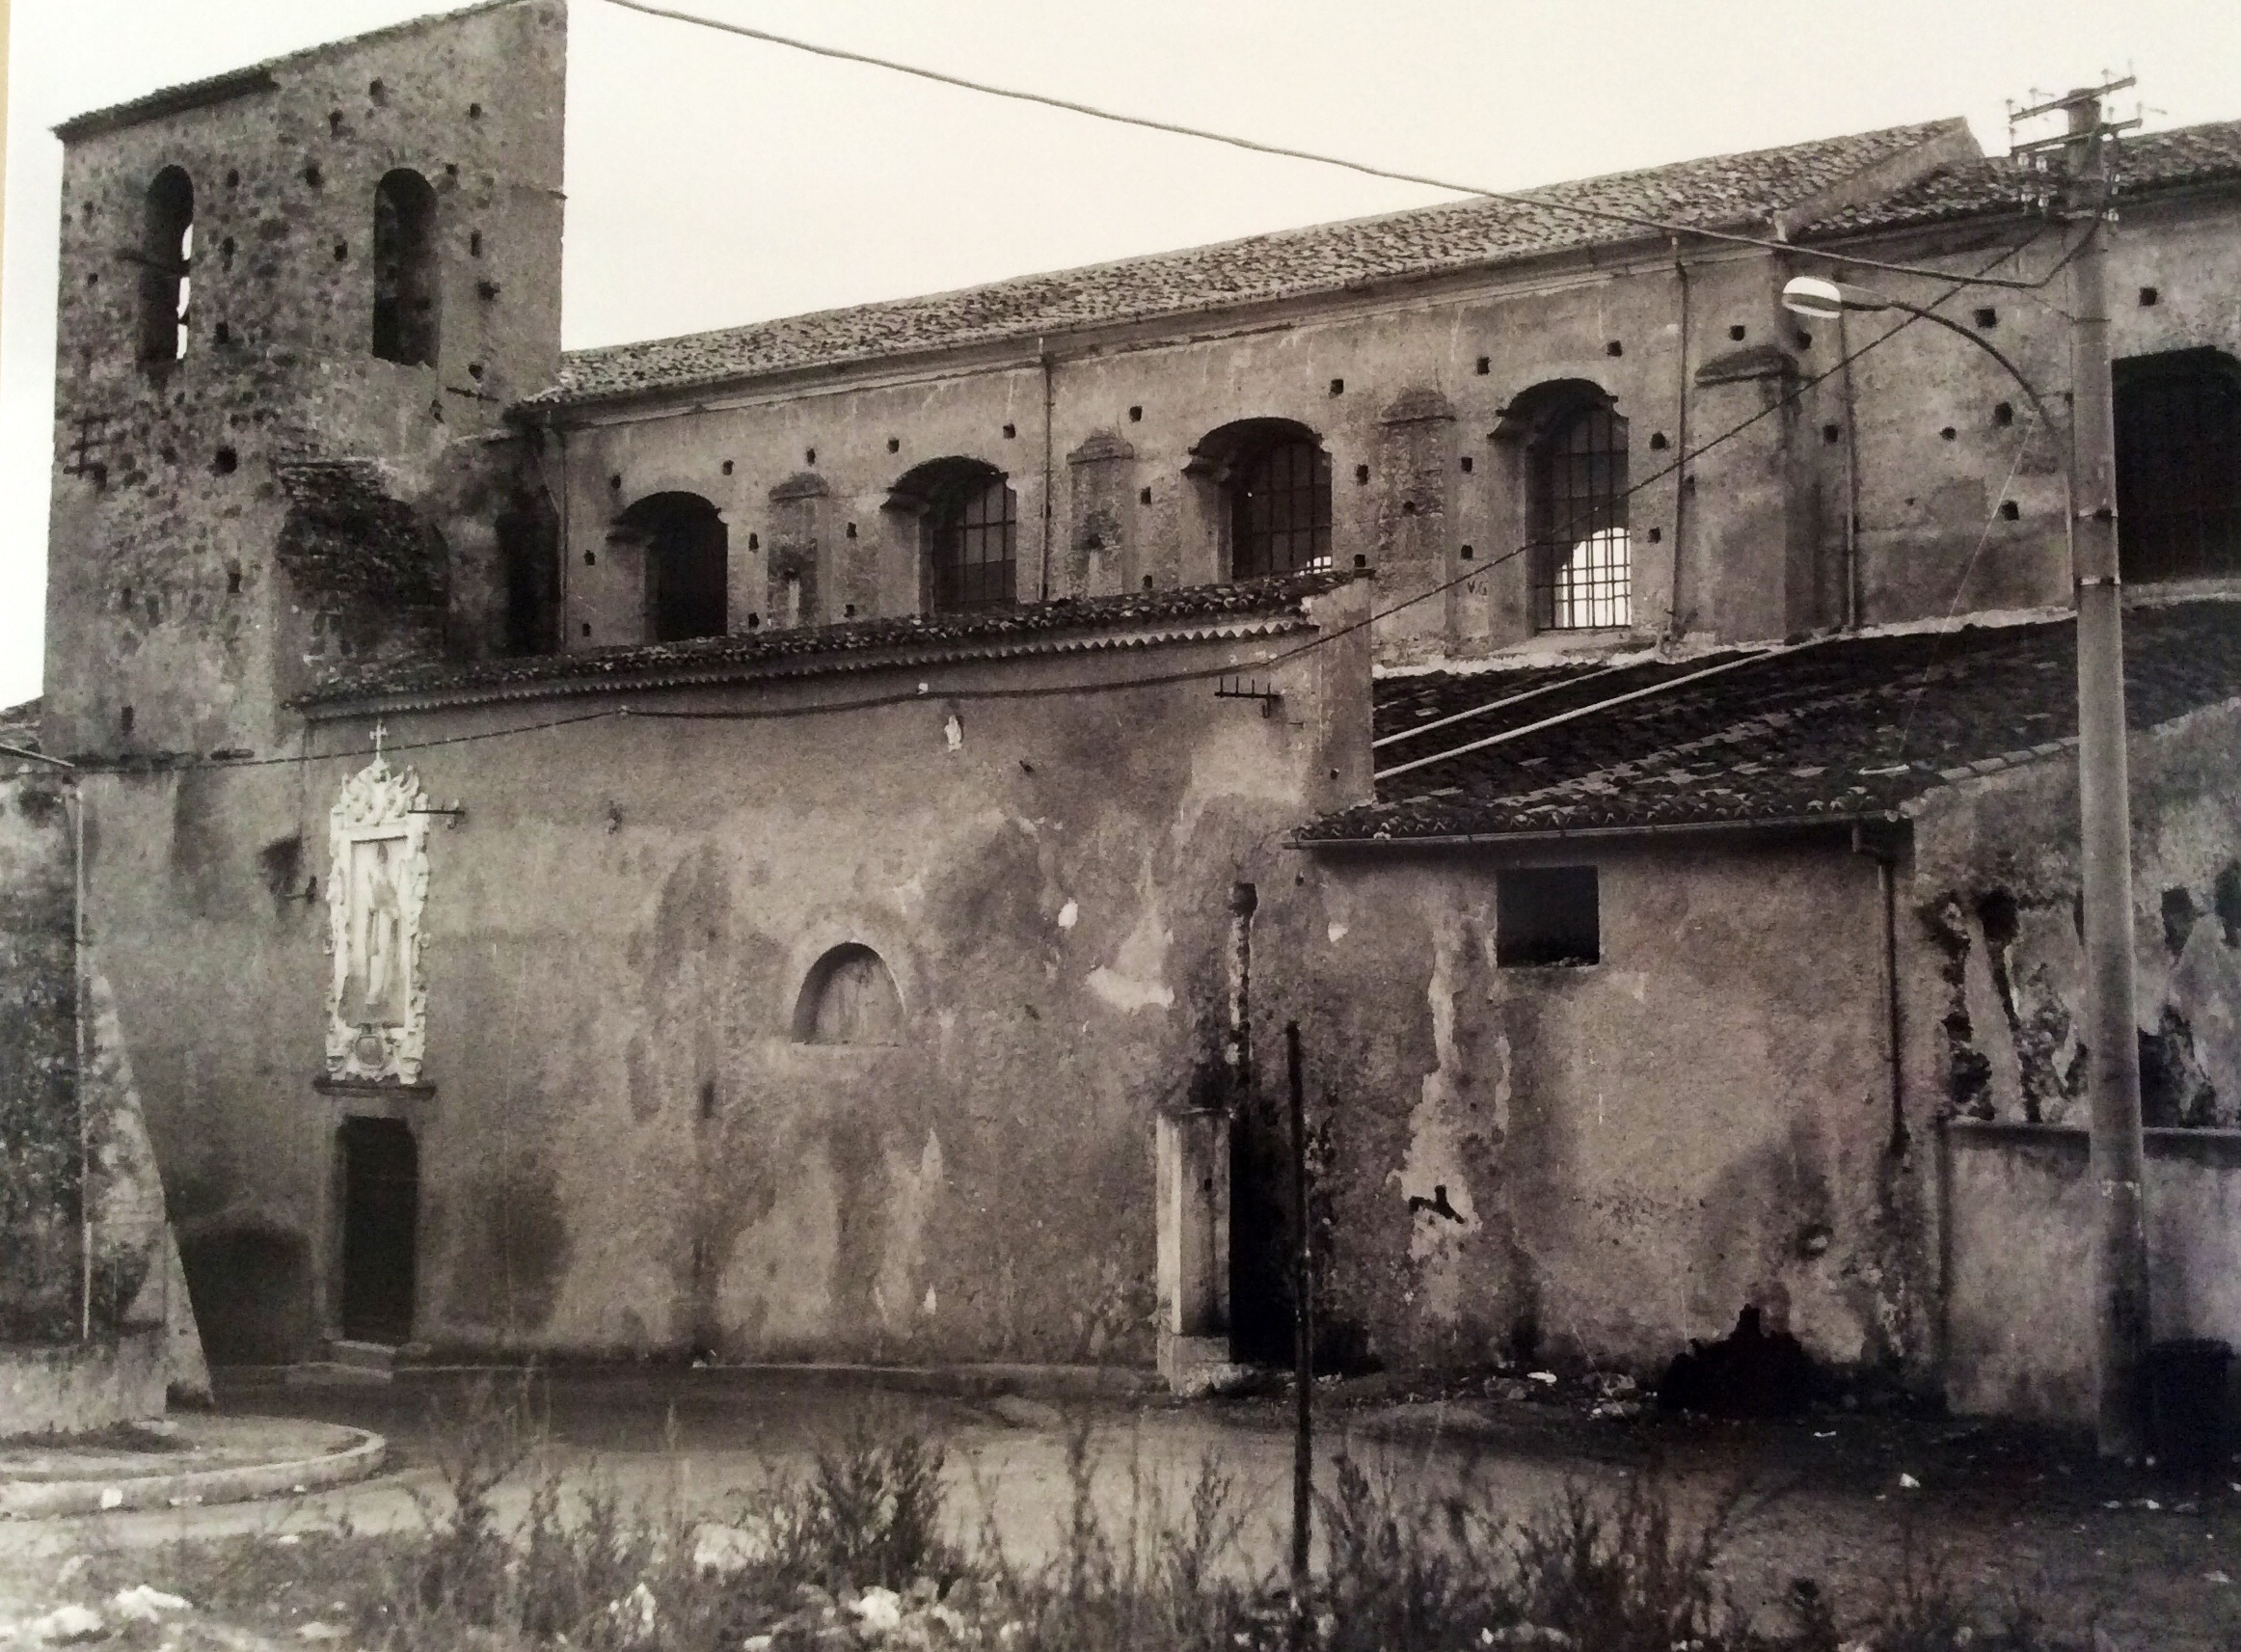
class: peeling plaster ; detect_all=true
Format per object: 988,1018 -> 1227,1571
873,1129 -> 944,1341
1085,860 -> 1174,1013
1057,899 -> 1079,931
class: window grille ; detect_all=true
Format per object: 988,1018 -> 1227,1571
1530,404 -> 1632,630
1231,440 -> 1333,579
2115,350 -> 2241,582
931,477 -> 1017,611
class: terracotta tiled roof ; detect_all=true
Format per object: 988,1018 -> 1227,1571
296,568 -> 1357,712
534,121 -> 1966,408
1801,119 -> 2241,238
1305,596 -> 2241,843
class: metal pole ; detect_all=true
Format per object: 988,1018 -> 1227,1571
1285,1019 -> 1312,1624
2065,92 -> 2151,1461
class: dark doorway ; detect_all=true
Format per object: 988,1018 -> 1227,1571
615,492 -> 728,642
339,1117 -> 418,1344
497,486 -> 561,656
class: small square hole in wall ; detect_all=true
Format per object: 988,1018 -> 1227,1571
844,604 -> 856,617
1606,340 -> 1623,357
1139,486 -> 1152,504
805,447 -> 817,465
747,613 -> 762,630
1003,422 -> 1016,439
721,460 -> 734,475
1460,455 -> 1473,473
468,363 -> 485,381
214,322 -> 231,345
1475,357 -> 1491,375
304,161 -> 323,188
1727,324 -> 1745,341
1128,405 -> 1143,421
1143,575 -> 1154,589
1329,378 -> 1345,396
1822,423 -> 1842,444
1993,402 -> 2014,426
1496,865 -> 1599,967
609,474 -> 622,491
2000,500 -> 2020,520
581,622 -> 591,637
469,102 -> 483,120
846,522 -> 857,538
2140,285 -> 2160,307
212,447 -> 238,474
1939,426 -> 1957,441
329,110 -> 345,135
887,437 -> 900,453
226,168 -> 241,188
1647,527 -> 1662,543
1795,330 -> 1812,349
470,230 -> 483,257
747,533 -> 759,551
333,240 -> 348,261
1649,432 -> 1669,450
446,163 -> 459,180
1354,464 -> 1370,484
583,550 -> 596,566
1973,307 -> 1998,329
1460,544 -> 1474,559
1352,554 -> 1367,569
369,79 -> 386,103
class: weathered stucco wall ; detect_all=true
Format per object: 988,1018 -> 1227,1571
0,771 -> 79,1341
97,590 -> 1367,1365
1272,839 -> 1928,1383
1909,692 -> 2241,1130
1945,1124 -> 2241,1422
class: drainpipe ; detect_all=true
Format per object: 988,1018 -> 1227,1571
74,781 -> 91,1341
1839,311 -> 1863,631
1667,240 -> 1691,642
1039,339 -> 1056,603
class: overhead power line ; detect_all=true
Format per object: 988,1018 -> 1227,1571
596,0 -> 2078,292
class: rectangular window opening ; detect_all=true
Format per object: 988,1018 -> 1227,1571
1496,866 -> 1600,968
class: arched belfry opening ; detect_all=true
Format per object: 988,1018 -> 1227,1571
792,944 -> 904,1045
890,457 -> 1016,612
613,492 -> 728,642
2115,347 -> 2241,582
372,169 -> 441,366
139,166 -> 194,369
1188,419 -> 1332,580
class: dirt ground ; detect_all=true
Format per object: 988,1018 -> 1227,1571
2,1368 -> 2238,1648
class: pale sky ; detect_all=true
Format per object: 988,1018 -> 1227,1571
5,0 -> 2237,708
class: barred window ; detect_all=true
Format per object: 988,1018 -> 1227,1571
1531,403 -> 1631,630
1232,440 -> 1333,580
2115,349 -> 2241,582
930,474 -> 1017,612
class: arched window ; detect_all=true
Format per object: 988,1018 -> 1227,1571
1530,397 -> 1631,630
139,167 -> 194,368
793,944 -> 904,1044
613,492 -> 728,642
371,169 -> 440,366
893,458 -> 1016,613
2115,348 -> 2241,582
1231,438 -> 1332,580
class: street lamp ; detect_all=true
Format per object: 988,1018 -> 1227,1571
1782,222 -> 2151,1461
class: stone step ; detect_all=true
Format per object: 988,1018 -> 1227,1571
326,1340 -> 398,1373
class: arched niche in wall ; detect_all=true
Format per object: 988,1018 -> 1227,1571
1185,417 -> 1331,581
497,485 -> 561,656
888,456 -> 1015,613
140,166 -> 194,370
792,943 -> 905,1045
611,491 -> 728,642
2114,347 -> 2241,583
371,169 -> 441,366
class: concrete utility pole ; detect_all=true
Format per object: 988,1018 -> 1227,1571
2058,88 -> 2152,1461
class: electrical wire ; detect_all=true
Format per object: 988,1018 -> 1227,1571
595,0 -> 2092,293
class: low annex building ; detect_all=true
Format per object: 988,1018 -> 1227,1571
8,0 -> 2241,1421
